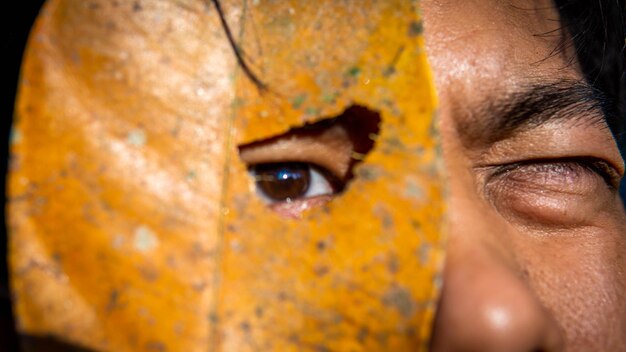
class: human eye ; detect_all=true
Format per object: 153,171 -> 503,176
489,157 -> 621,190
238,105 -> 381,218
248,162 -> 343,204
481,157 -> 622,227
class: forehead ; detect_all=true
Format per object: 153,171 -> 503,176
422,0 -> 578,95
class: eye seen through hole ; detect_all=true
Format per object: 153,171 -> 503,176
239,105 -> 381,217
250,162 -> 342,203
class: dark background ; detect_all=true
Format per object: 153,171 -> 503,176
2,2 -> 47,351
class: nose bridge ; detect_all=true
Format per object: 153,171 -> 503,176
431,206 -> 564,352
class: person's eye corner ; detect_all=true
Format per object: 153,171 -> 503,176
237,105 -> 381,218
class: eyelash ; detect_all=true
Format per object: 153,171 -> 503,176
486,157 -> 621,190
248,157 -> 621,213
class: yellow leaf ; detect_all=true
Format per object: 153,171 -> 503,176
9,1 -> 445,350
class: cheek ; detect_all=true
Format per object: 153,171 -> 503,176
516,223 -> 626,349
439,121 -> 626,349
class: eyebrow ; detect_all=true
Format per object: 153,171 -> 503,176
457,80 -> 610,148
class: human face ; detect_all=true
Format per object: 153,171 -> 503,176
236,0 -> 626,349
422,0 -> 626,351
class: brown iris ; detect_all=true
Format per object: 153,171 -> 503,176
252,163 -> 311,201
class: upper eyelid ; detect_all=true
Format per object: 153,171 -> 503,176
470,112 -> 626,179
478,157 -> 621,190
239,136 -> 353,179
248,161 -> 344,183
478,156 -> 619,174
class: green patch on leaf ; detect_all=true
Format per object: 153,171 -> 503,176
346,66 -> 361,78
291,94 -> 307,109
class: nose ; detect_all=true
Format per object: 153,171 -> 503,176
430,230 -> 564,352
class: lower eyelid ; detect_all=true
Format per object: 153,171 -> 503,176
268,195 -> 333,219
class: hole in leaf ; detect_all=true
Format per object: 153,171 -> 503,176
238,105 -> 381,217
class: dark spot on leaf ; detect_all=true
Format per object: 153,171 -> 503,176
106,290 -> 120,312
139,266 -> 160,282
405,326 -> 417,338
381,286 -> 416,319
410,219 -> 422,230
291,94 -> 306,109
387,254 -> 400,274
374,205 -> 394,229
208,312 -> 219,324
356,166 -> 381,181
376,332 -> 390,345
191,281 -> 207,292
305,106 -> 320,116
240,321 -> 251,331
383,46 -> 405,77
322,92 -> 338,103
145,341 -> 166,352
255,306 -> 264,318
383,66 -> 396,77
357,326 -> 369,342
346,66 -> 361,78
408,21 -> 424,37
417,243 -> 432,265
313,265 -> 329,277
278,291 -> 288,301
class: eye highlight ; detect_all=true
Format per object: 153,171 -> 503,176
249,162 -> 342,204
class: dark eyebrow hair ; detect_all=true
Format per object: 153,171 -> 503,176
457,80 -> 611,148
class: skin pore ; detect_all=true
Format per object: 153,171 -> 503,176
240,0 -> 626,351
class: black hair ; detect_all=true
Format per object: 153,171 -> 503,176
553,0 -> 626,199
554,0 -> 625,147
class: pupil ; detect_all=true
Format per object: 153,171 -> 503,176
255,163 -> 311,201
